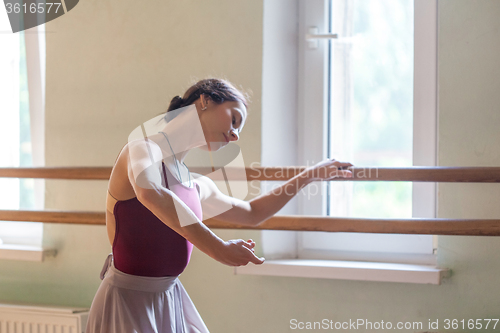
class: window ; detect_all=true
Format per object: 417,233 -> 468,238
0,11 -> 45,248
297,0 -> 437,264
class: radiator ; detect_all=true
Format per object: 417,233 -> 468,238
0,303 -> 89,333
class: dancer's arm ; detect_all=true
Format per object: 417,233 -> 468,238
196,159 -> 353,226
127,139 -> 264,266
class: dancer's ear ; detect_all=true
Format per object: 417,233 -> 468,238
200,94 -> 209,111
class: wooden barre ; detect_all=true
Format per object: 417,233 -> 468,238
0,167 -> 112,180
246,166 -> 500,182
0,166 -> 499,182
2,210 -> 500,236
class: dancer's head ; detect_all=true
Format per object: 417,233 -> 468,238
166,78 -> 249,151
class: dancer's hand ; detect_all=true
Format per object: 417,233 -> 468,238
303,158 -> 353,182
215,239 -> 265,266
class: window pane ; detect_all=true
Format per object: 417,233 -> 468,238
0,17 -> 41,246
328,0 -> 414,219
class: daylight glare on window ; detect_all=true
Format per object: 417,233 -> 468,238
328,0 -> 414,219
0,14 -> 40,245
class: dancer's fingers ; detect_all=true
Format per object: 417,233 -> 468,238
339,170 -> 353,178
249,253 -> 265,265
243,240 -> 255,249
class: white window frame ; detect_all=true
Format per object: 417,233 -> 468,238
296,0 -> 438,265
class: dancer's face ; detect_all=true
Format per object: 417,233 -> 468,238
197,97 -> 247,151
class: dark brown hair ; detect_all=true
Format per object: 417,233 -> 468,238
166,78 -> 249,113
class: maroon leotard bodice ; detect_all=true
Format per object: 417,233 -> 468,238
112,163 -> 202,277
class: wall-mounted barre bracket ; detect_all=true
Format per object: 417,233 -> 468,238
305,26 -> 338,49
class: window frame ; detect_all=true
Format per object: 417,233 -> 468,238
295,0 -> 438,264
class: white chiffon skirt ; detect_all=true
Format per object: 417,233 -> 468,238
85,254 -> 210,333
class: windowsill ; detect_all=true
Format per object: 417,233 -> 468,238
0,244 -> 57,262
234,259 -> 450,285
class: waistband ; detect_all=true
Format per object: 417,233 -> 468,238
100,254 -> 180,293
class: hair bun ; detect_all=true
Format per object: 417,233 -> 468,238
167,95 -> 184,112
171,95 -> 183,104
